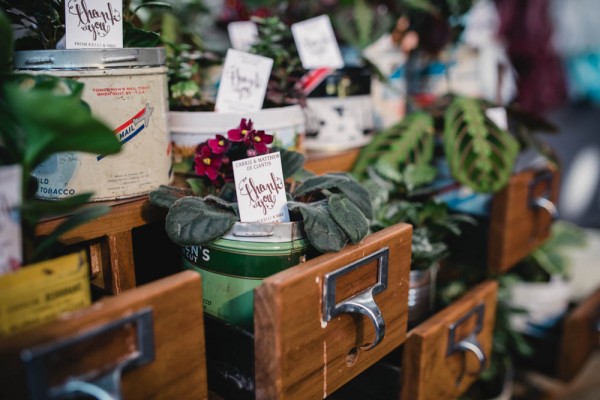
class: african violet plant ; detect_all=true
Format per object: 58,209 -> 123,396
149,118 -> 372,253
353,96 -> 520,194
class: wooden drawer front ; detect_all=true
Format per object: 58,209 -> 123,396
488,168 -> 559,273
401,281 -> 498,400
0,271 -> 207,400
557,288 -> 600,381
254,223 -> 412,400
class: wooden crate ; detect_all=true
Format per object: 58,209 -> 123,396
205,223 -> 412,400
0,271 -> 208,400
401,281 -> 498,400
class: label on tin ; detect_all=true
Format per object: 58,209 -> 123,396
65,0 -> 123,49
215,49 -> 272,113
291,15 -> 344,70
232,152 -> 289,223
0,165 -> 22,275
228,21 -> 258,51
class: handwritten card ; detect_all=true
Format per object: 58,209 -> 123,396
228,21 -> 259,51
0,165 -> 22,275
65,0 -> 123,49
291,15 -> 344,70
215,49 -> 273,113
233,152 -> 290,224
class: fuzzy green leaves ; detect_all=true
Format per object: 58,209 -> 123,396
444,97 -> 519,193
328,194 -> 369,244
165,196 -> 238,246
288,201 -> 348,253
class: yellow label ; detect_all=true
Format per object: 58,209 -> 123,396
0,251 -> 91,336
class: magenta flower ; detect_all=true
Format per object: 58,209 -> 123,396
249,130 -> 274,154
207,134 -> 230,154
227,118 -> 254,143
194,144 -> 223,181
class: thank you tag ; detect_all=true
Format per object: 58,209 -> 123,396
228,21 -> 259,51
233,152 -> 290,223
65,0 -> 123,49
215,49 -> 273,113
291,15 -> 344,70
0,165 -> 22,275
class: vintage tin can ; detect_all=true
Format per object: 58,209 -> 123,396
14,48 -> 172,201
182,222 -> 310,328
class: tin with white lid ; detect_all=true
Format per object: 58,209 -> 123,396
14,48 -> 172,201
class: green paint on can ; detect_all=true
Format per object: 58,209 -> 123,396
182,222 -> 309,328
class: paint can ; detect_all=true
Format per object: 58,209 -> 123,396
182,221 -> 310,328
14,48 -> 172,201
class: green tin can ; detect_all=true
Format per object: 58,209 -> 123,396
182,222 -> 309,328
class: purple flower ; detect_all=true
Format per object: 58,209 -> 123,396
194,144 -> 223,181
249,130 -> 274,154
207,134 -> 230,154
227,118 -> 254,143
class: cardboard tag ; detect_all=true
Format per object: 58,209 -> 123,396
232,152 -> 290,223
0,165 -> 22,275
65,0 -> 123,49
228,21 -> 259,51
215,49 -> 273,113
485,107 -> 508,130
291,15 -> 344,70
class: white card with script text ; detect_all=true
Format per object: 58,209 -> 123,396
65,0 -> 123,49
215,49 -> 273,113
291,15 -> 344,70
228,21 -> 259,51
0,165 -> 22,275
233,152 -> 290,223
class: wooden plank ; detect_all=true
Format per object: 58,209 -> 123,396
557,288 -> 600,382
0,271 -> 207,400
488,169 -> 560,273
304,148 -> 361,175
254,223 -> 412,400
401,281 -> 498,400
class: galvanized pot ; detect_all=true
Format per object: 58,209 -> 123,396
407,263 -> 438,328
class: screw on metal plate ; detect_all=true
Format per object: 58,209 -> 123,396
21,308 -> 155,400
447,303 -> 486,387
323,248 -> 389,351
528,169 -> 559,219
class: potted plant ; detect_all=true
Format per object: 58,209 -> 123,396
149,117 -> 373,327
4,0 -> 172,202
169,15 -> 307,174
0,10 -> 121,335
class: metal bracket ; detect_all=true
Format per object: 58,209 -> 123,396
22,308 -> 155,400
323,248 -> 389,351
447,303 -> 486,387
528,170 -> 559,219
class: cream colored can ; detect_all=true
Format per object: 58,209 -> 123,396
14,48 -> 172,201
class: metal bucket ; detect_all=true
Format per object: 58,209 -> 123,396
182,221 -> 310,328
407,264 -> 438,328
14,48 -> 172,201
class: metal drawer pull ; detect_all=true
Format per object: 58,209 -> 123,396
21,308 -> 155,400
447,303 -> 486,386
531,197 -> 559,219
323,248 -> 389,351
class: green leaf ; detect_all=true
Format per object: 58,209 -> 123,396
288,201 -> 348,253
444,97 -> 519,193
186,177 -> 207,195
165,197 -> 238,246
402,163 -> 437,191
0,10 -> 13,75
123,21 -> 161,48
4,83 -> 121,170
20,193 -> 93,225
148,185 -> 193,208
328,194 -> 369,244
293,174 -> 350,198
204,194 -> 239,216
279,148 -> 305,179
329,173 -> 374,220
31,205 -> 111,262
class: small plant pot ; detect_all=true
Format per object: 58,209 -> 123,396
181,221 -> 311,328
169,105 -> 305,166
407,264 -> 438,328
14,48 -> 172,201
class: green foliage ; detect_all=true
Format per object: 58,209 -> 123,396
328,194 -> 369,244
0,15 -> 122,264
333,0 -> 393,50
249,16 -> 305,106
288,201 -> 348,253
444,96 -> 520,193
